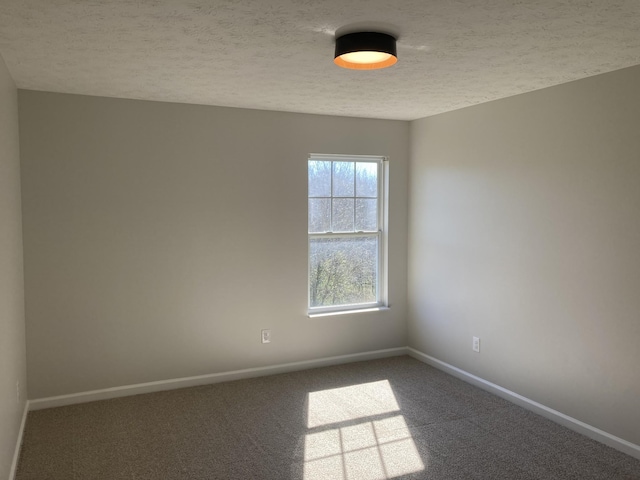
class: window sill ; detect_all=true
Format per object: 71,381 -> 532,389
308,306 -> 390,318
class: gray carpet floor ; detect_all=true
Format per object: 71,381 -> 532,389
16,356 -> 640,479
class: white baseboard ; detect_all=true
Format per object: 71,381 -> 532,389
407,347 -> 640,461
9,400 -> 29,480
29,347 -> 408,411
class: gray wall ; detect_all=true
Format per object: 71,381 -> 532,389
0,54 -> 27,478
19,91 -> 409,399
408,65 -> 640,446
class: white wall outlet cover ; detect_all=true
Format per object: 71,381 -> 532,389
261,329 -> 271,344
473,336 -> 480,352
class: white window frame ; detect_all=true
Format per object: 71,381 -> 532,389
308,154 -> 389,316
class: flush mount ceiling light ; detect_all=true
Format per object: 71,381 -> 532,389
334,32 -> 397,70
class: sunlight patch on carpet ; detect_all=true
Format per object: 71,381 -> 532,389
307,380 -> 400,429
305,381 -> 425,479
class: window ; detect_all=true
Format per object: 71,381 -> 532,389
308,154 -> 388,315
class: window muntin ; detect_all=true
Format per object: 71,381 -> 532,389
308,155 -> 387,313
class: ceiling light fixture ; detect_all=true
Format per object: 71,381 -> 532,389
334,32 -> 397,70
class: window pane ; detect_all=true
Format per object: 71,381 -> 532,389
309,237 -> 378,307
332,198 -> 354,232
356,162 -> 378,197
309,161 -> 331,197
332,162 -> 354,197
309,199 -> 330,233
356,199 -> 377,231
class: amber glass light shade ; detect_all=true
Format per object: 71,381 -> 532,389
334,32 -> 397,70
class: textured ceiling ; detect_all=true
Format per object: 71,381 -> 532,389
1,1 -> 639,120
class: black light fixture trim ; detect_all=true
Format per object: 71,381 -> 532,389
334,31 -> 398,70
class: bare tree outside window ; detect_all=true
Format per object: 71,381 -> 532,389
308,156 -> 386,312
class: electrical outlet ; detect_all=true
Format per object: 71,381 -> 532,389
473,336 -> 480,353
261,329 -> 271,344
